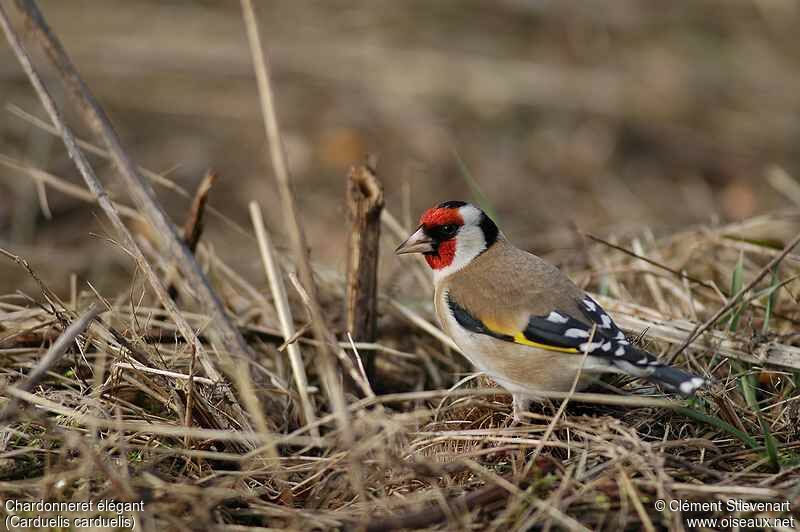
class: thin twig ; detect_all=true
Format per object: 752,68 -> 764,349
586,233 -> 718,292
346,332 -> 376,398
286,272 -> 376,399
618,468 -> 656,532
666,229 -> 800,363
521,325 -> 596,479
7,104 -> 252,238
184,343 -> 197,448
0,154 -> 142,221
113,361 -> 214,385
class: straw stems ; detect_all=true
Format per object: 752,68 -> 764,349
240,0 -> 350,430
10,0 -> 262,375
362,480 -> 516,532
1,1 -> 263,447
345,161 -> 384,385
667,228 -> 800,363
241,0 -> 368,504
249,202 -> 318,432
0,304 -> 102,423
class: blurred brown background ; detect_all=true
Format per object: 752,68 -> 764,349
1,0 -> 799,295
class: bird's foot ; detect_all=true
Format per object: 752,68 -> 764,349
511,394 -> 532,426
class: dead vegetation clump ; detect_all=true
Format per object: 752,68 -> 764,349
3,213 -> 800,531
1,2 -> 800,531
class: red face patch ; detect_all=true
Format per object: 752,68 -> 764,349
419,207 -> 463,270
425,239 -> 456,269
419,207 -> 463,229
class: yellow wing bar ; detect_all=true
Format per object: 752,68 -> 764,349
482,318 -> 580,354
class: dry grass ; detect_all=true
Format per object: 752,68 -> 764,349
1,2 -> 800,531
2,174 -> 800,530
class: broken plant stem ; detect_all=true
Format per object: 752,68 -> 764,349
345,161 -> 384,385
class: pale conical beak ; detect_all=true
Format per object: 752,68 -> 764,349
395,227 -> 435,255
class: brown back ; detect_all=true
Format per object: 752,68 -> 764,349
440,238 -> 588,331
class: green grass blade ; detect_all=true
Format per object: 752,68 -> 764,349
760,416 -> 781,470
762,266 -> 780,334
449,144 -> 499,223
676,405 -> 759,450
727,251 -> 745,332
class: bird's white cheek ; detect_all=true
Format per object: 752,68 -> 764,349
431,228 -> 486,283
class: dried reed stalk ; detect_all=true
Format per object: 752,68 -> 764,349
10,0 -> 263,375
9,5 -> 281,445
249,201 -> 318,432
240,1 -> 373,505
1,1 -> 267,448
240,0 -> 351,430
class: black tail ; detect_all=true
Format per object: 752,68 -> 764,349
648,365 -> 707,397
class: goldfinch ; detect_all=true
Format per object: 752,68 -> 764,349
396,201 -> 706,422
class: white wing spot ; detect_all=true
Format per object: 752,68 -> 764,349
618,340 -> 629,346
565,328 -> 589,338
600,314 -> 612,329
637,357 -> 649,364
679,377 -> 706,394
601,342 -> 611,352
546,311 -> 568,324
583,298 -> 597,311
579,341 -> 603,352
615,346 -> 626,356
615,331 -> 626,340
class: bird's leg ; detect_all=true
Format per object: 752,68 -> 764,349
511,394 -> 532,425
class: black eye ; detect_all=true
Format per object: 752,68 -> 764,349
440,224 -> 459,237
